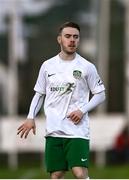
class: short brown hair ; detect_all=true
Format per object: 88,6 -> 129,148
58,22 -> 80,35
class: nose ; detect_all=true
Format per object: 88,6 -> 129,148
70,36 -> 75,42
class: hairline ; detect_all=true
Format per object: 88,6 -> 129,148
58,22 -> 80,35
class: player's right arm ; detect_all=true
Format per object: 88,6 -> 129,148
17,92 -> 45,139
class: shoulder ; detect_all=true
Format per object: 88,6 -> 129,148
43,55 -> 58,66
39,55 -> 58,71
76,53 -> 96,70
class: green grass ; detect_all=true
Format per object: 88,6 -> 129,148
0,164 -> 129,179
89,164 -> 129,179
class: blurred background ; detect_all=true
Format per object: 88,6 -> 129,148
0,0 -> 129,178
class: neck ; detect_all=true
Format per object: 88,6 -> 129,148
59,51 -> 76,61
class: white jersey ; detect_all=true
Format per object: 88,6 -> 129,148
34,53 -> 105,139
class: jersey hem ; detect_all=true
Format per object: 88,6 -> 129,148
45,134 -> 90,140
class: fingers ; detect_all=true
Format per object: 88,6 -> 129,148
19,128 -> 27,138
67,112 -> 81,124
17,127 -> 31,139
67,110 -> 84,124
17,124 -> 24,131
17,121 -> 36,139
24,129 -> 31,139
33,126 -> 36,135
17,127 -> 25,135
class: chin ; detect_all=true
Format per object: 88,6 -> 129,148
67,49 -> 76,54
66,51 -> 75,55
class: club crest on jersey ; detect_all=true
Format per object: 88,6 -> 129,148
73,70 -> 82,79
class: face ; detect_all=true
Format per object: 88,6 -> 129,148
57,27 -> 80,55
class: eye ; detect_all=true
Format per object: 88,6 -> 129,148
73,35 -> 79,39
65,34 -> 71,38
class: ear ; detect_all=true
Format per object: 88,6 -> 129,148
57,35 -> 61,44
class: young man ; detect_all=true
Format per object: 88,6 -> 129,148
17,22 -> 106,179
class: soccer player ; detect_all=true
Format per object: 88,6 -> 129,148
17,22 -> 106,179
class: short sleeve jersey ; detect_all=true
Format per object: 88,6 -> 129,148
34,53 -> 105,139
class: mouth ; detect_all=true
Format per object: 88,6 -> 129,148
68,45 -> 76,48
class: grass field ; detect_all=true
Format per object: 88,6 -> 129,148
0,164 -> 129,179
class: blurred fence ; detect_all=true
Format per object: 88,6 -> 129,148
0,114 -> 126,169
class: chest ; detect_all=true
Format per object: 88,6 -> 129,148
46,63 -> 86,85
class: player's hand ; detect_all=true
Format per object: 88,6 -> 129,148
17,119 -> 36,139
67,109 -> 84,124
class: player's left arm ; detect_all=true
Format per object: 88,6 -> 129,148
67,91 -> 106,124
68,63 -> 106,124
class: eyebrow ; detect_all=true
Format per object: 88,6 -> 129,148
64,33 -> 79,36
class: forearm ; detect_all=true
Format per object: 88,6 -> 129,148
27,92 -> 45,119
79,91 -> 106,114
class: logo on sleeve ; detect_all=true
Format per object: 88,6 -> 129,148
97,78 -> 103,86
73,70 -> 82,79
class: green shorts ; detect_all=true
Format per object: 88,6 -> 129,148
45,136 -> 89,172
